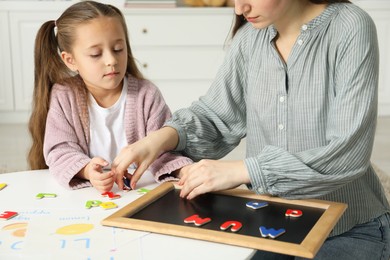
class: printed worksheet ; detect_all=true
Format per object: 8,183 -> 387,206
20,211 -> 149,259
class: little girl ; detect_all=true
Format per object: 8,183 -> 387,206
28,1 -> 192,192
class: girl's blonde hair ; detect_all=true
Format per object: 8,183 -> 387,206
28,1 -> 143,170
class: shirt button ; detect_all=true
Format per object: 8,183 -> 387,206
278,124 -> 284,130
279,96 -> 285,103
297,39 -> 304,45
302,24 -> 308,31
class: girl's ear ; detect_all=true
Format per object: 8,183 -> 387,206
61,51 -> 78,72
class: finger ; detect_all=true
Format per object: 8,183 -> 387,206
180,166 -> 210,198
181,181 -> 203,200
101,182 -> 114,192
95,172 -> 114,184
178,172 -> 187,186
112,147 -> 137,173
92,175 -> 114,193
91,158 -> 109,172
94,170 -> 112,181
185,176 -> 211,200
92,163 -> 102,172
130,162 -> 149,189
178,164 -> 196,185
111,153 -> 123,172
179,175 -> 201,198
187,186 -> 206,200
114,170 -> 126,190
91,157 -> 109,167
112,158 -> 133,175
179,186 -> 190,198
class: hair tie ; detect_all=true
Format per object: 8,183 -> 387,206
54,20 -> 58,36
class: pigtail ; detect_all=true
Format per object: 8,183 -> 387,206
28,20 -> 65,170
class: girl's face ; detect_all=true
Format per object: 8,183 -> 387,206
234,0 -> 291,29
62,16 -> 128,94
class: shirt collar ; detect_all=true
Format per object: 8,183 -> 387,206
267,3 -> 342,42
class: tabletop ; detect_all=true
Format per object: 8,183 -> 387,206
0,170 -> 254,260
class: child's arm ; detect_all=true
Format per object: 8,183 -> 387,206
44,84 -> 92,189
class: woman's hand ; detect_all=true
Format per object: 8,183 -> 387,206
178,159 -> 251,200
79,157 -> 115,192
112,138 -> 160,190
112,127 -> 180,189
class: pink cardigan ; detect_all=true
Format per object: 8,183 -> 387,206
43,76 -> 193,189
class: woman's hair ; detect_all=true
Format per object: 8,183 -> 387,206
28,1 -> 143,170
231,0 -> 351,37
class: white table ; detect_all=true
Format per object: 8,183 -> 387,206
0,170 -> 254,260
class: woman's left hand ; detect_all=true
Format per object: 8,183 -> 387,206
178,159 -> 250,200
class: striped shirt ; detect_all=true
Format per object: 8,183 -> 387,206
166,3 -> 389,236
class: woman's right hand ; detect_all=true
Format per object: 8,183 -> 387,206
112,127 -> 179,189
112,137 -> 159,190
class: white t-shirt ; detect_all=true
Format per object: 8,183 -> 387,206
88,80 -> 128,169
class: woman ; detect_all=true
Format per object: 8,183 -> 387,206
112,1 -> 390,259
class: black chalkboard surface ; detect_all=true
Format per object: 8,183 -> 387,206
102,182 -> 347,258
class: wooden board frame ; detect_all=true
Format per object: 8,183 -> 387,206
101,182 -> 347,259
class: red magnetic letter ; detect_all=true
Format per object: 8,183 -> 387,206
0,211 -> 18,220
101,191 -> 121,200
220,220 -> 242,232
285,209 -> 303,217
184,214 -> 211,226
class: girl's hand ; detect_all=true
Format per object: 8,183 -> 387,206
81,157 -> 114,192
178,160 -> 251,200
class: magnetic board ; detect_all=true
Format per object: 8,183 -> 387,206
101,182 -> 347,258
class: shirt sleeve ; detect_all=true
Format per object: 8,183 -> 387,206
165,24 -> 252,161
44,86 -> 92,190
140,82 -> 193,182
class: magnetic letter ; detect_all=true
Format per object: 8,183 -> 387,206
101,191 -> 121,200
285,209 -> 303,218
220,220 -> 242,232
259,226 -> 286,239
0,183 -> 7,190
36,193 -> 57,199
246,201 -> 268,210
137,188 -> 151,195
100,202 -> 118,210
184,214 -> 211,226
85,200 -> 102,209
0,211 -> 18,221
